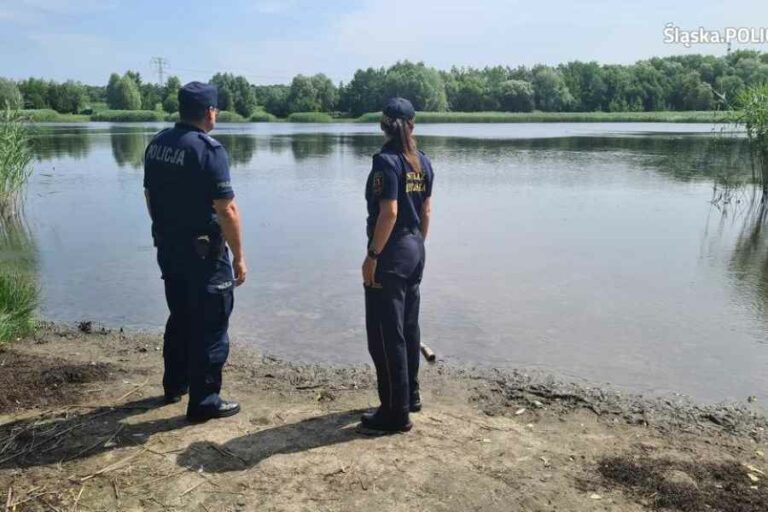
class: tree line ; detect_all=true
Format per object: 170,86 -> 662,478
2,50 -> 768,117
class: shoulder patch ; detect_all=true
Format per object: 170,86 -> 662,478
197,133 -> 223,149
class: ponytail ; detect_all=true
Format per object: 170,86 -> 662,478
380,116 -> 422,174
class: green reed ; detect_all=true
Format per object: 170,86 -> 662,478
737,85 -> 768,196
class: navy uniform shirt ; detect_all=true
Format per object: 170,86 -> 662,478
143,123 -> 234,243
365,142 -> 434,232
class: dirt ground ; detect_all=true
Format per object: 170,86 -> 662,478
1,324 -> 767,512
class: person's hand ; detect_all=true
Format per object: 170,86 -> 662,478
233,257 -> 247,286
362,256 -> 380,288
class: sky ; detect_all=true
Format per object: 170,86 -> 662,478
1,0 -> 768,86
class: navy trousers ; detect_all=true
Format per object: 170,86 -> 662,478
364,229 -> 425,416
157,241 -> 234,415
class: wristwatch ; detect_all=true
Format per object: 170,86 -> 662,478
367,247 -> 380,260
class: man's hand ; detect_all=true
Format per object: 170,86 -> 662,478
362,256 -> 380,288
233,257 -> 247,286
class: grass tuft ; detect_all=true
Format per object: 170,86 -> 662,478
91,110 -> 165,122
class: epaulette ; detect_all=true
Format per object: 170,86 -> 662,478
197,133 -> 223,149
150,127 -> 171,141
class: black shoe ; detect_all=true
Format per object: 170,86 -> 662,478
359,409 -> 412,433
163,389 -> 188,405
410,393 -> 422,413
187,400 -> 241,423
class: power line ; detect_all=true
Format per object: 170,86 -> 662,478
150,57 -> 169,84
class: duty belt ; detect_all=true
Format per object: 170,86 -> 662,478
367,225 -> 420,239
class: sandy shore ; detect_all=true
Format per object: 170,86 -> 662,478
1,323 -> 767,511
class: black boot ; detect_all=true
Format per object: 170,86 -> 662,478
359,408 -> 412,433
410,391 -> 422,413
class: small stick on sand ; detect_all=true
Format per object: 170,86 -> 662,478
79,449 -> 147,482
70,485 -> 84,512
179,480 -> 206,497
116,379 -> 150,402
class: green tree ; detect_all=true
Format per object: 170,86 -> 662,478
162,76 -> 181,113
286,74 -> 338,113
339,67 -> 386,116
254,85 -> 290,117
140,83 -> 163,110
560,61 -> 607,111
0,78 -> 23,109
114,75 -> 142,110
680,71 -> 714,110
46,80 -> 87,113
532,66 -> 574,112
715,75 -> 746,107
497,80 -> 534,112
382,61 -> 447,112
106,73 -> 122,109
17,78 -> 49,109
209,73 -> 258,117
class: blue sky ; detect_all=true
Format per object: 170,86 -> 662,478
1,0 -> 767,86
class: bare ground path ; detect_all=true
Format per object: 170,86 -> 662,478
1,324 -> 767,511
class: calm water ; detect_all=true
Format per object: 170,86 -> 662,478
23,122 -> 768,402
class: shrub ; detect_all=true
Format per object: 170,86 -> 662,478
215,111 -> 247,123
250,111 -> 277,122
287,112 -> 334,123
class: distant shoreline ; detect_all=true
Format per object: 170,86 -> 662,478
20,109 -> 738,124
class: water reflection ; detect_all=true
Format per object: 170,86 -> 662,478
29,126 -> 92,161
26,126 -> 754,183
729,198 -> 768,319
110,127 -> 152,169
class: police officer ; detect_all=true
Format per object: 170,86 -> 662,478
143,82 -> 247,423
362,97 -> 434,433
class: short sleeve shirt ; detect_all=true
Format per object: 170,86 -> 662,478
365,143 -> 434,231
143,123 -> 234,240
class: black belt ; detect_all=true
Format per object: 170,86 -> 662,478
367,225 -> 420,238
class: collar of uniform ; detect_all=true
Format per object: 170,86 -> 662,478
381,140 -> 400,152
174,122 -> 205,132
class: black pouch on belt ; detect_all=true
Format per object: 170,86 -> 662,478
192,235 -> 211,259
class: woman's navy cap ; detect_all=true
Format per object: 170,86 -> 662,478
178,81 -> 218,110
383,97 -> 415,120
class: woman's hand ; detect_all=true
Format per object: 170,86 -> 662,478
362,256 -> 380,288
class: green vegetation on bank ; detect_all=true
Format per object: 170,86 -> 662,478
250,110 -> 277,122
91,110 -> 165,122
19,109 -> 90,122
0,109 -> 33,210
13,108 -> 738,124
0,109 -> 37,342
3,50 -> 768,121
356,110 -> 739,123
286,112 -> 334,123
738,85 -> 768,194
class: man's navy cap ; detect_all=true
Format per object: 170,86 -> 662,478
178,81 -> 218,110
383,97 -> 415,120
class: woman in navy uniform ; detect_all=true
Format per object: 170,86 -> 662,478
362,97 -> 434,433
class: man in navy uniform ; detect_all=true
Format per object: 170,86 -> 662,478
143,82 -> 247,422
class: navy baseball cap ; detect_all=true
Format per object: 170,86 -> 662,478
178,82 -> 218,111
383,97 -> 415,120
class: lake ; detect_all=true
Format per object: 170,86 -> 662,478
23,121 -> 767,402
